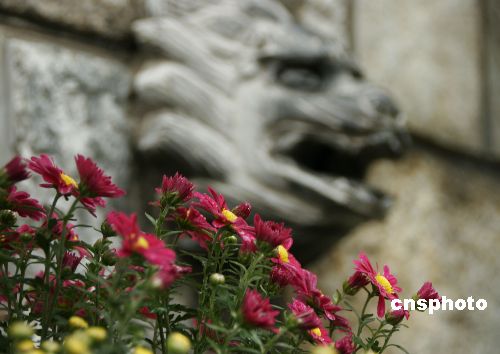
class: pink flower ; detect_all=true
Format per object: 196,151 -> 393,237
154,173 -> 194,206
354,252 -> 402,318
173,206 -> 216,249
62,252 -> 83,273
288,299 -> 321,329
2,156 -> 30,186
75,155 -> 125,215
29,154 -> 77,195
416,282 -> 441,301
296,270 -> 349,329
308,325 -> 332,345
232,202 -> 251,219
107,212 -> 187,288
107,212 -> 175,265
241,289 -> 279,331
194,187 -> 256,252
335,334 -> 356,354
343,271 -> 369,295
5,186 -> 45,220
270,245 -> 303,288
253,214 -> 293,248
385,308 -> 410,325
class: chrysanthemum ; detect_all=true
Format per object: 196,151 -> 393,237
29,154 -> 77,195
270,245 -> 303,288
5,186 -> 45,221
1,156 -> 30,187
295,270 -> 349,329
308,325 -> 332,345
241,289 -> 279,331
385,308 -> 410,325
253,214 -> 293,249
173,206 -> 216,249
415,282 -> 441,301
107,212 -> 175,265
288,299 -> 321,329
194,187 -> 256,252
153,173 -> 194,207
335,334 -> 356,354
353,252 -> 402,318
75,155 -> 124,215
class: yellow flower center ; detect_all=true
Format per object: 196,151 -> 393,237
222,209 -> 238,223
310,327 -> 322,337
60,173 -> 78,188
375,274 -> 393,294
276,245 -> 289,263
133,236 -> 149,251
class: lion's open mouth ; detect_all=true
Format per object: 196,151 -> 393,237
269,122 -> 407,219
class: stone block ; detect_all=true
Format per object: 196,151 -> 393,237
0,0 -> 145,39
353,0 -> 484,155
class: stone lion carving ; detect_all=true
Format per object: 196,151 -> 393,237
132,0 -> 406,260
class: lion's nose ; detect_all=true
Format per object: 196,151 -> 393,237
370,94 -> 399,118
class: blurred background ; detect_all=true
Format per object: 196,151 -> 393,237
0,0 -> 499,352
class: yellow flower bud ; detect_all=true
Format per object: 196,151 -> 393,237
8,321 -> 34,339
310,346 -> 340,354
64,333 -> 90,354
68,316 -> 89,329
86,326 -> 107,341
133,346 -> 153,354
41,340 -> 61,353
16,339 -> 34,352
167,332 -> 192,354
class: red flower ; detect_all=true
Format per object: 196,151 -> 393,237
308,325 -> 332,345
29,154 -> 77,195
75,155 -> 125,215
385,308 -> 410,325
174,206 -> 216,249
253,214 -> 293,248
62,252 -> 83,273
416,282 -> 441,301
194,187 -> 256,252
232,202 -> 251,219
241,289 -> 279,331
288,299 -> 321,329
107,212 -> 175,265
343,271 -> 370,295
335,334 -> 356,354
296,270 -> 349,329
153,173 -> 194,207
354,252 -> 402,318
1,156 -> 30,186
270,245 -> 303,288
5,186 -> 45,220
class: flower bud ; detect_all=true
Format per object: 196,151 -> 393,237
8,321 -> 34,339
100,221 -> 115,238
209,273 -> 225,285
385,309 -> 408,326
224,235 -> 238,245
310,345 -> 340,354
0,210 -> 16,228
85,326 -> 107,341
133,346 -> 153,354
167,332 -> 192,354
101,250 -> 116,266
41,340 -> 60,353
68,316 -> 89,329
16,339 -> 34,351
64,332 -> 90,354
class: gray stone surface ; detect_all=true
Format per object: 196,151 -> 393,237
4,38 -> 131,207
353,0 -> 484,156
0,0 -> 145,39
312,148 -> 500,353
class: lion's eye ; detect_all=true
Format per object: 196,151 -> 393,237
275,60 -> 327,91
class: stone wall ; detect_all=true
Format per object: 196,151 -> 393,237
0,1 -> 499,353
